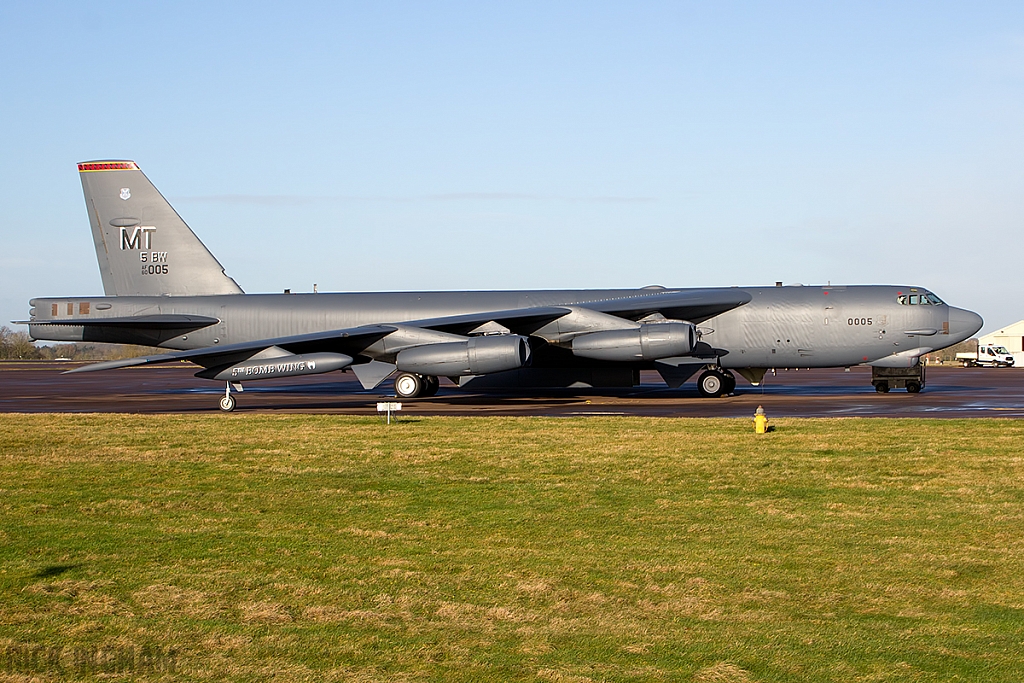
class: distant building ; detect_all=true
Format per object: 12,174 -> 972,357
980,320 -> 1024,368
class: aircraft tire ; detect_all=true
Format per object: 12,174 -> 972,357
219,394 -> 236,411
697,370 -> 726,398
721,370 -> 736,395
422,375 -> 440,397
394,372 -> 425,399
874,381 -> 890,393
906,381 -> 921,394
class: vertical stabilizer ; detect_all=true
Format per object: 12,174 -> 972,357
79,160 -> 243,296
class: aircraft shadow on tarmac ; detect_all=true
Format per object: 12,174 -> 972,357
7,364 -> 1016,416
729,383 -> 993,396
156,381 -> 376,396
153,380 -> 992,406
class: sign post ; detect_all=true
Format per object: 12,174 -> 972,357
376,402 -> 402,424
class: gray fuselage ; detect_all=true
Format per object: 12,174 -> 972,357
30,284 -> 975,370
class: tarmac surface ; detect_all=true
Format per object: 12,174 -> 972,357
1,361 -> 1022,417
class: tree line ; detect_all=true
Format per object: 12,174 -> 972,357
0,326 -> 156,361
923,338 -> 979,363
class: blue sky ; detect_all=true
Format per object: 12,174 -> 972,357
2,2 -> 1022,334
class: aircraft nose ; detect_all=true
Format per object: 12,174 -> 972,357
948,306 -> 983,344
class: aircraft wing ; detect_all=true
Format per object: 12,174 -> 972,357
62,307 -> 575,374
398,289 -> 751,334
63,290 -> 749,376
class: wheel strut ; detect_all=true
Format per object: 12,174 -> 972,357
220,382 -> 239,411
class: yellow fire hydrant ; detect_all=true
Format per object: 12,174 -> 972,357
754,405 -> 769,434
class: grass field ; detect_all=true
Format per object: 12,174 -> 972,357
1,415 -> 1023,682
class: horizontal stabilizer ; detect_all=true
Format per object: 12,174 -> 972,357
21,314 -> 219,329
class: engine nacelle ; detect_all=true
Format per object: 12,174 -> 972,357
572,322 -> 695,362
396,335 -> 531,376
198,352 -> 353,381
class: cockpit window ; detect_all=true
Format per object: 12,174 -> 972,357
898,291 -> 945,305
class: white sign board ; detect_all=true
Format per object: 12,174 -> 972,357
376,402 -> 402,424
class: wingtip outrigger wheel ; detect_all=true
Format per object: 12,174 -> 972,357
219,382 -> 237,411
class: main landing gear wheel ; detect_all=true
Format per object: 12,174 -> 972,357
697,370 -> 729,398
721,370 -> 736,395
874,381 -> 890,393
422,375 -> 440,397
394,372 -> 425,399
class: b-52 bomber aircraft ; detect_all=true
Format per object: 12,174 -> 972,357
22,161 -> 983,410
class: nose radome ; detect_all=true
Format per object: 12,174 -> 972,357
948,306 -> 983,343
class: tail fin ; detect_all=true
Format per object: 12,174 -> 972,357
79,160 -> 243,296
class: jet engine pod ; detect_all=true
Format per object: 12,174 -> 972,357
396,335 -> 531,376
572,322 -> 695,362
198,352 -> 353,381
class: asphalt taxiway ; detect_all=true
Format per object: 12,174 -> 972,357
1,362 -> 1021,417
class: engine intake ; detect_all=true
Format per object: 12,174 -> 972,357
572,322 -> 695,362
396,335 -> 531,376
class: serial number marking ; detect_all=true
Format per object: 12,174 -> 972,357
142,264 -> 169,275
848,317 -> 873,326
